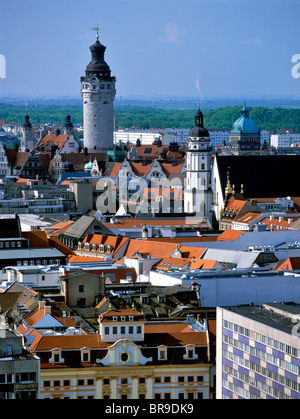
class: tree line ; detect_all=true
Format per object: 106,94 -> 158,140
0,104 -> 300,133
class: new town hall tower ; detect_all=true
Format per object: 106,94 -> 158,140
81,31 -> 116,151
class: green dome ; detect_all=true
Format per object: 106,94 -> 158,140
84,158 -> 93,172
230,104 -> 259,135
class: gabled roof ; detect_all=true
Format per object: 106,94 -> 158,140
275,257 -> 300,271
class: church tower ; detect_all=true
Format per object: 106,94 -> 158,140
21,115 -> 35,152
184,108 -> 213,221
63,114 -> 74,135
80,30 -> 116,151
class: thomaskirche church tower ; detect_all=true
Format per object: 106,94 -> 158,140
80,29 -> 116,151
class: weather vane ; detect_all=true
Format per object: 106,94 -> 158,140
92,25 -> 100,39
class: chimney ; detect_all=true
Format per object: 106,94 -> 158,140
39,301 -> 46,311
44,306 -> 51,315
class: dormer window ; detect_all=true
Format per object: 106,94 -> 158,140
50,349 -> 64,364
158,346 -> 168,361
184,345 -> 197,360
128,316 -> 134,321
81,348 -> 91,363
121,316 -> 126,322
112,316 -> 118,322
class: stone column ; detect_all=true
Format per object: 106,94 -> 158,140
111,377 -> 118,399
96,378 -> 103,399
146,376 -> 153,399
131,376 -> 139,399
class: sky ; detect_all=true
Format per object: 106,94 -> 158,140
0,0 -> 299,99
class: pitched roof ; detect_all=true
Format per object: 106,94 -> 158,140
217,230 -> 246,241
275,257 -> 300,271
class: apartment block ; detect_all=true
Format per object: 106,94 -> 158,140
217,303 -> 300,399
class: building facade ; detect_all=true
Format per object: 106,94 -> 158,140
28,309 -> 215,400
217,304 -> 300,399
0,326 -> 40,399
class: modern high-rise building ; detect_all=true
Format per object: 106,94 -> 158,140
80,31 -> 116,151
217,303 -> 300,399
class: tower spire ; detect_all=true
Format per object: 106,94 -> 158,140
92,25 -> 100,39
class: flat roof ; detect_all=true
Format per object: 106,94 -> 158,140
223,302 -> 300,337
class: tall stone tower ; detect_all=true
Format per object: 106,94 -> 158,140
21,115 -> 35,152
184,108 -> 213,221
80,31 -> 116,151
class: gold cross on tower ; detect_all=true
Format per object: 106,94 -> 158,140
92,25 -> 100,39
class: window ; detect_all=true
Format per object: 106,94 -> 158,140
139,377 -> 145,384
87,379 -> 94,386
104,379 -> 110,385
164,393 -> 171,399
44,381 -> 50,388
137,326 -> 142,334
164,377 -> 171,383
158,346 -> 167,361
121,326 -> 126,334
178,377 -> 185,383
129,326 -> 134,334
113,327 -> 118,335
53,380 -> 60,388
81,350 -> 90,363
187,376 -> 194,383
104,327 -> 110,335
154,377 -> 161,384
77,379 -> 84,386
185,345 -> 196,360
121,378 -> 128,385
197,376 -> 204,383
63,380 -> 70,387
79,285 -> 84,293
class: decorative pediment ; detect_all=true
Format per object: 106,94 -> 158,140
99,339 -> 152,367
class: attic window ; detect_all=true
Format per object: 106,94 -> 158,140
50,349 -> 64,364
158,346 -> 168,361
112,316 -> 118,322
184,345 -> 197,360
121,316 -> 126,322
81,349 -> 91,363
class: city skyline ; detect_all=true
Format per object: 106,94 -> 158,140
0,0 -> 299,99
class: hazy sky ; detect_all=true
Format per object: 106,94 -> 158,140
0,0 -> 299,98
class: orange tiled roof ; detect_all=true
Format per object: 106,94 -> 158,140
217,230 -> 246,241
275,257 -> 300,271
68,255 -> 105,263
189,259 -> 218,270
